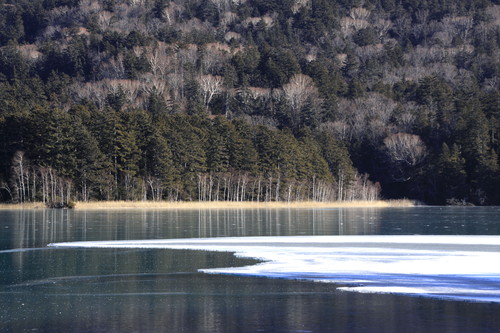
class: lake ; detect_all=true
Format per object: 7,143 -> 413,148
1,207 -> 500,332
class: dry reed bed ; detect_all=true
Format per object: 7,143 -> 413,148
0,202 -> 47,210
0,200 -> 416,210
72,200 -> 416,210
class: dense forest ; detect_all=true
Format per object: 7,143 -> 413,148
0,0 -> 499,205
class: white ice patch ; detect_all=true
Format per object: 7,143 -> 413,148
49,235 -> 500,303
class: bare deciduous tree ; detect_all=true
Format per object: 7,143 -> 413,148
444,16 -> 474,41
97,10 -> 113,31
141,75 -> 168,95
282,74 -> 317,113
340,17 -> 355,37
11,151 -> 29,203
142,43 -> 173,79
71,81 -> 108,109
16,44 -> 42,62
281,74 -> 321,129
0,180 -> 13,201
349,7 -> 370,30
292,0 -> 311,14
393,15 -> 410,41
374,19 -> 392,40
201,43 -> 232,75
198,75 -> 224,111
384,132 -> 427,181
395,102 -> 418,132
384,133 -> 427,166
167,72 -> 185,102
319,121 -> 349,142
211,0 -> 233,17
335,93 -> 396,143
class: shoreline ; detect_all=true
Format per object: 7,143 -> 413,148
0,200 -> 417,210
0,202 -> 48,210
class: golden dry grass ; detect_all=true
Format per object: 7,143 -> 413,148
72,200 -> 417,210
0,202 -> 47,210
0,200 -> 417,210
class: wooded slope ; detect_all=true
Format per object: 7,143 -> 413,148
0,0 -> 499,205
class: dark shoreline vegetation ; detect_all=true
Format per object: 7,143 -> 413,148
0,0 -> 499,206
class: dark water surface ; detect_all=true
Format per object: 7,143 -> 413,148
1,207 -> 500,332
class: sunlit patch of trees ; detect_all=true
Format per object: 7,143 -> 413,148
0,0 -> 499,205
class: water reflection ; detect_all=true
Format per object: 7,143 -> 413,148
1,208 -> 386,278
4,207 -> 500,254
2,207 -> 500,332
4,271 -> 500,333
2,208 -> 390,250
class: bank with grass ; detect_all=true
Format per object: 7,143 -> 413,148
0,200 -> 417,210
72,200 -> 417,210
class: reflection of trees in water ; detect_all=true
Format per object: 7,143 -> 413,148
6,207 -> 384,268
8,208 -> 385,252
11,209 -> 72,249
5,272 -> 497,333
9,209 -> 71,269
337,208 -> 383,235
5,209 -> 500,333
9,207 -> 500,253
195,208 -> 383,237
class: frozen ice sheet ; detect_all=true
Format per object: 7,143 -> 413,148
49,235 -> 500,302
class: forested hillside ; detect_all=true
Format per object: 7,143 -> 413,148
0,0 -> 499,205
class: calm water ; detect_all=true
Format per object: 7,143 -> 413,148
1,207 -> 500,332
